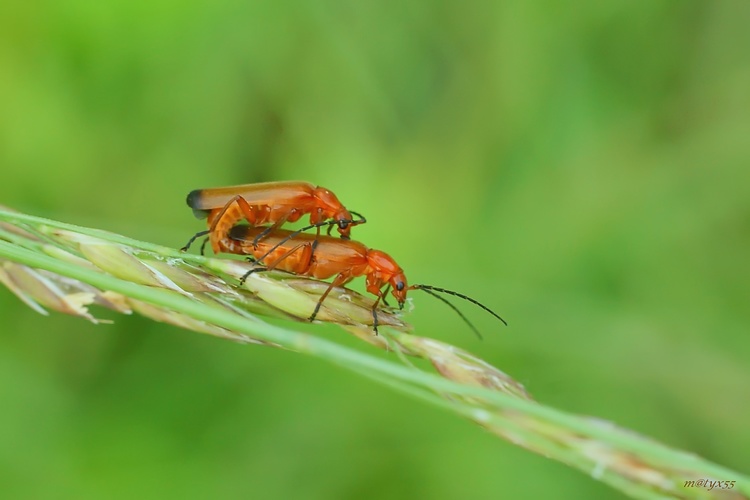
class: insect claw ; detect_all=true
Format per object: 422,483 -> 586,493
239,266 -> 265,286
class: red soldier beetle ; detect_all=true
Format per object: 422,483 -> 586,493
229,222 -> 507,338
181,181 -> 366,255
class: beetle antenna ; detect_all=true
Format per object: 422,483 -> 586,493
412,284 -> 508,328
349,211 -> 367,224
417,287 -> 483,340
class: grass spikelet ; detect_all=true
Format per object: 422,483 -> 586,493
0,207 -> 748,500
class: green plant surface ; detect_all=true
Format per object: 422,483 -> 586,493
1,2 -> 749,499
1,211 -> 748,500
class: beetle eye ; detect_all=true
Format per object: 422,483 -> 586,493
338,220 -> 349,229
396,281 -> 404,291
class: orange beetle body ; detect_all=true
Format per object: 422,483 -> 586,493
186,181 -> 362,254
228,223 -> 507,336
228,225 -> 408,307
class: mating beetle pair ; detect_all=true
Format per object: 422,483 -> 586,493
183,181 -> 506,336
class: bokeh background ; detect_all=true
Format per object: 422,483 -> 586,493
1,2 -> 749,499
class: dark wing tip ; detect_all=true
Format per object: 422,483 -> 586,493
186,190 -> 211,219
186,189 -> 203,208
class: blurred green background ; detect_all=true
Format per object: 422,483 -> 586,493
1,1 -> 749,498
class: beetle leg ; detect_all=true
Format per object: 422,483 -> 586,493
180,230 -> 210,253
309,272 -> 353,323
251,213 -> 290,248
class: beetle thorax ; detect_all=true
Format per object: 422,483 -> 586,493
313,187 -> 344,216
